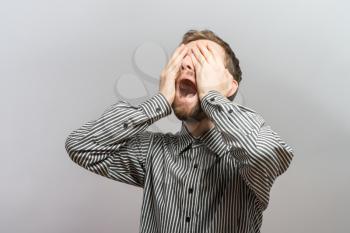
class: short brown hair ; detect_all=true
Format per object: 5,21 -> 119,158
181,29 -> 242,101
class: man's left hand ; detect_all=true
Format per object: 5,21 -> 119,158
190,41 -> 233,100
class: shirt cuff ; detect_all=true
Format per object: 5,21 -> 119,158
200,90 -> 231,115
200,90 -> 262,136
139,92 -> 172,124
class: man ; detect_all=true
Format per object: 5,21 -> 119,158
65,29 -> 294,233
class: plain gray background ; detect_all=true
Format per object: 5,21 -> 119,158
1,0 -> 349,232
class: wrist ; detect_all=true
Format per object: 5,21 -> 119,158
159,91 -> 173,106
198,90 -> 210,100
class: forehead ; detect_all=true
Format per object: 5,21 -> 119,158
185,39 -> 226,59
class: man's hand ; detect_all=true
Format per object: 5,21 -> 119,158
159,43 -> 188,105
190,41 -> 233,100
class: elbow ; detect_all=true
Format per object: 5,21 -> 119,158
64,134 -> 79,163
64,133 -> 73,154
256,135 -> 294,177
275,143 -> 294,176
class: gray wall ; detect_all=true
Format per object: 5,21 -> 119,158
1,0 -> 349,232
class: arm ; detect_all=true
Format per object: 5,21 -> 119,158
201,90 -> 294,210
65,43 -> 187,188
64,93 -> 172,188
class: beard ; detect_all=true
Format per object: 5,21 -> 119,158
172,68 -> 208,122
171,95 -> 207,122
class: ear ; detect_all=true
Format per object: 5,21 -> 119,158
225,69 -> 238,97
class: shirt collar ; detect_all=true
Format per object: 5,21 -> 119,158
175,121 -> 228,158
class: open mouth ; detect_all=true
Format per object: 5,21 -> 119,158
179,79 -> 197,97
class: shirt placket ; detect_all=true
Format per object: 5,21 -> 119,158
182,142 -> 203,233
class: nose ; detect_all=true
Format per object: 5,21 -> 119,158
180,53 -> 194,72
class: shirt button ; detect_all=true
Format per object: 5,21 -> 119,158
228,109 -> 233,113
210,97 -> 215,101
188,188 -> 193,194
123,122 -> 128,129
185,216 -> 190,222
193,164 -> 198,169
156,107 -> 161,112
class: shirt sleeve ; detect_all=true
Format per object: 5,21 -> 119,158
200,90 -> 294,210
64,92 -> 172,188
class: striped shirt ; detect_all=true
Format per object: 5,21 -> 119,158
65,90 -> 294,233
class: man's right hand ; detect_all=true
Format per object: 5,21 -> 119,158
159,43 -> 188,105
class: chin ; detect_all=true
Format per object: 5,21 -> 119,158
172,91 -> 206,121
172,75 -> 207,121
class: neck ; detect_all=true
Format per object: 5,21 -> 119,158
184,117 -> 215,139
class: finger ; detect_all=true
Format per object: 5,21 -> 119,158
168,46 -> 188,74
196,42 -> 215,64
190,48 -> 202,71
190,48 -> 199,63
170,45 -> 188,67
169,43 -> 186,62
190,52 -> 199,71
167,44 -> 185,67
207,43 -> 223,64
191,46 -> 206,65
